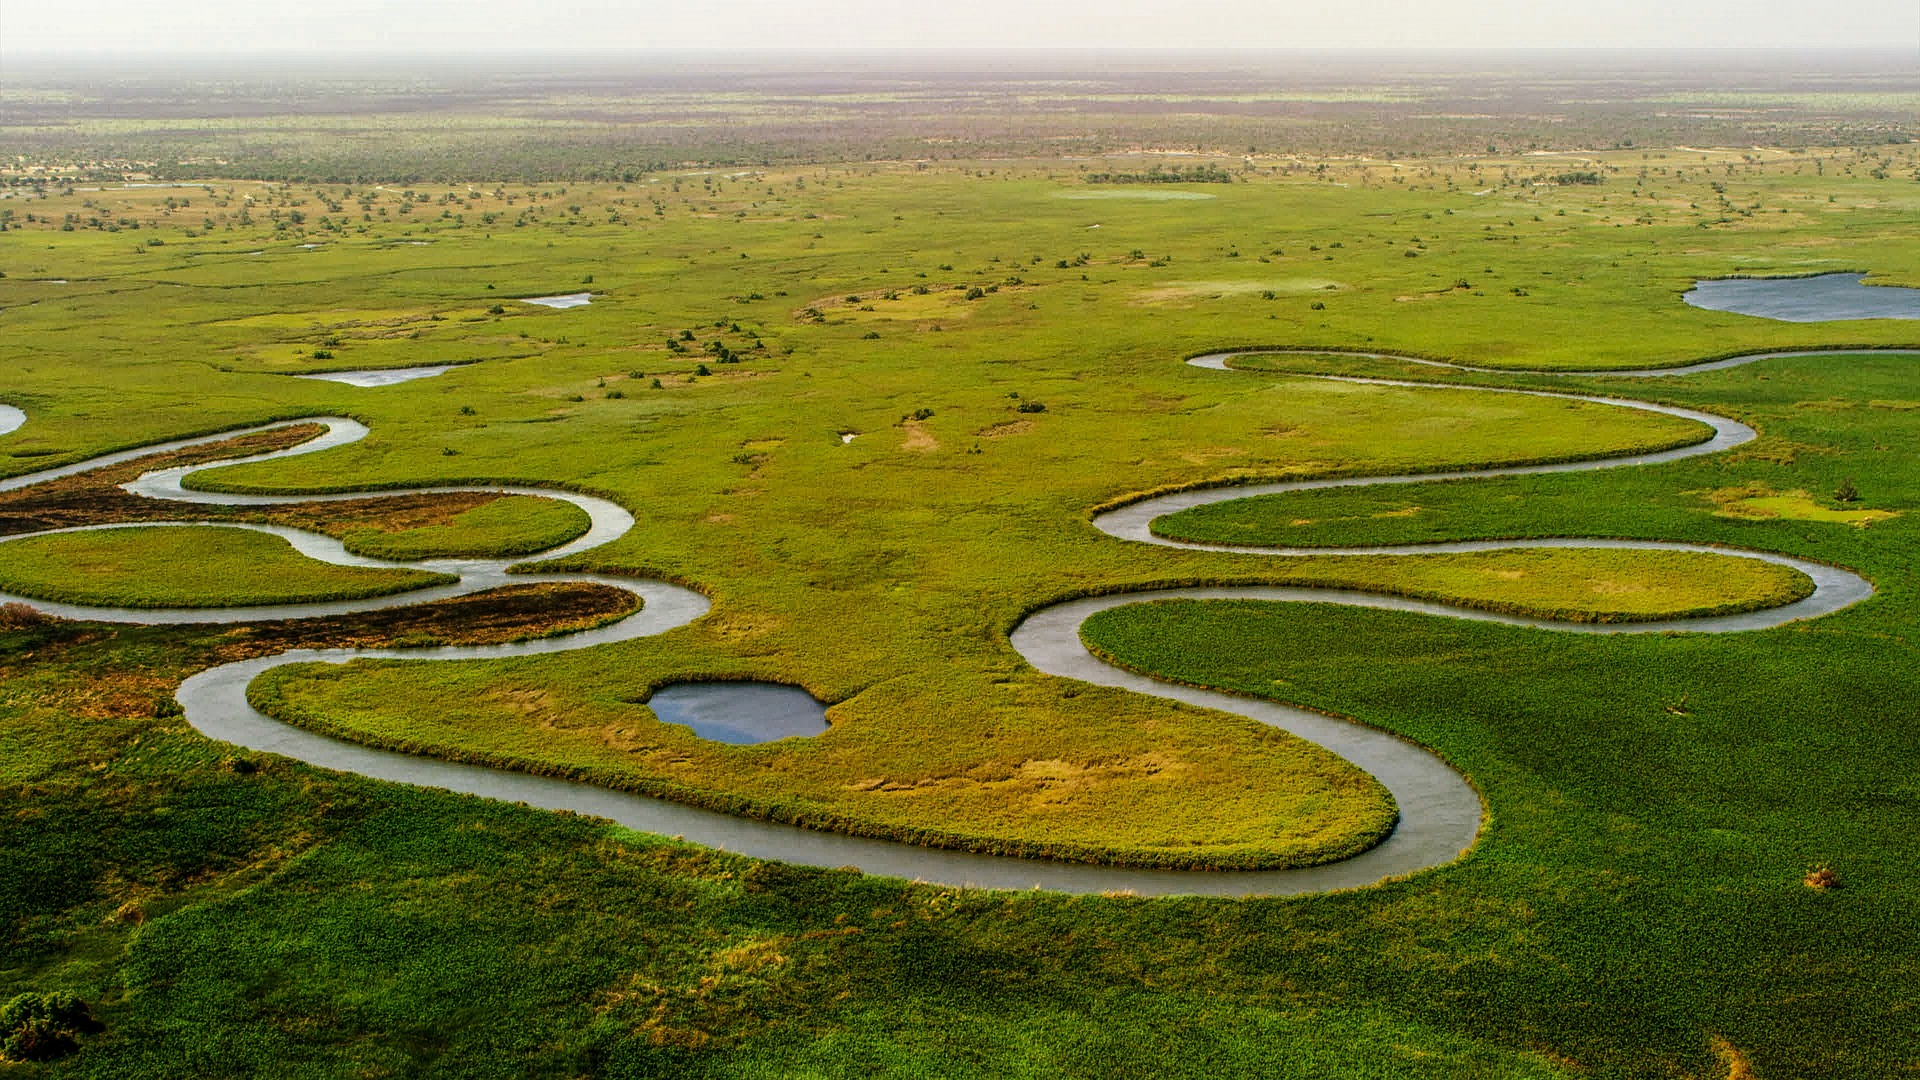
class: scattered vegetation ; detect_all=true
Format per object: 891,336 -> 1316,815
1085,165 -> 1235,185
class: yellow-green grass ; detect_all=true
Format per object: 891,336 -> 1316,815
246,546 -> 1803,869
1235,547 -> 1812,624
1704,485 -> 1901,528
251,654 -> 1399,871
0,527 -> 453,608
0,142 -> 1918,1077
6,159 -> 1908,867
326,494 -> 591,560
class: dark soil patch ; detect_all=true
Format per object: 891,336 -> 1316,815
0,425 -> 515,538
215,581 -> 640,657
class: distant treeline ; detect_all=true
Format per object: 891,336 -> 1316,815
1083,165 -> 1235,184
1,60 -> 1913,184
1548,171 -> 1604,185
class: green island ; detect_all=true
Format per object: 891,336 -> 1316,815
0,526 -> 455,608
317,493 -> 592,560
1,51 -> 1916,1079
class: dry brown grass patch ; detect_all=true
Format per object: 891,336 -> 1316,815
900,422 -> 939,452
1711,1035 -> 1755,1079
976,419 -> 1034,438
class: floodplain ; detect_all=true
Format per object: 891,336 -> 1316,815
1,55 -> 1918,1078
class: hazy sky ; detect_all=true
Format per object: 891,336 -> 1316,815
3,0 -> 1917,53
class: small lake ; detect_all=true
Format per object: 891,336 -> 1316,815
520,293 -> 594,309
0,405 -> 24,437
1684,273 -> 1920,322
296,364 -> 461,387
647,681 -> 830,744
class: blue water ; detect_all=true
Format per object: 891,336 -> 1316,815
647,681 -> 829,744
520,293 -> 593,309
1684,273 -> 1920,322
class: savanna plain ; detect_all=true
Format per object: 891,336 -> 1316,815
1,56 -> 1918,1078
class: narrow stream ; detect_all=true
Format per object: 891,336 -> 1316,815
0,346 -> 1889,895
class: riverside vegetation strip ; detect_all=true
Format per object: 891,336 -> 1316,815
1,151 -> 1916,1076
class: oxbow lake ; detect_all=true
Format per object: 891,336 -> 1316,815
1684,273 -> 1920,322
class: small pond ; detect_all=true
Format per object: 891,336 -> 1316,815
0,405 -> 24,437
1684,273 -> 1920,322
296,364 -> 462,387
520,293 -> 594,309
647,681 -> 830,744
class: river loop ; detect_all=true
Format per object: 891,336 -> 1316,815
0,348 -> 1884,895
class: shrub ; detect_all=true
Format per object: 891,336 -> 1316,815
1016,401 -> 1048,414
694,364 -> 711,376
0,602 -> 50,630
1,992 -> 98,1063
1834,477 -> 1860,503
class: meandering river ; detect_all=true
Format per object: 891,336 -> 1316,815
0,348 -> 1886,894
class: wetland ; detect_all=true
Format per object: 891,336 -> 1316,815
1,56 -> 1917,1076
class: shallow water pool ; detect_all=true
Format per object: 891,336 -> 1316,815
647,681 -> 830,744
1684,273 -> 1920,322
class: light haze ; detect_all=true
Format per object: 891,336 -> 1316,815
3,0 -> 1917,53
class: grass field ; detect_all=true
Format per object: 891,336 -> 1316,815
1,136 -> 1917,1075
0,526 -> 453,608
292,492 -> 591,560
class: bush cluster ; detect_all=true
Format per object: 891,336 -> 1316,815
0,602 -> 50,630
2,992 -> 98,1063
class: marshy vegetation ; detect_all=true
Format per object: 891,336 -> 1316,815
1,59 -> 1917,1074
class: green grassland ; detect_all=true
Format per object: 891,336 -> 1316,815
0,143 -> 1917,1075
236,545 -> 1810,870
1159,350 -> 1919,554
0,626 -> 1575,1079
1078,592 -> 1920,1079
0,526 -> 453,608
310,493 -> 591,560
